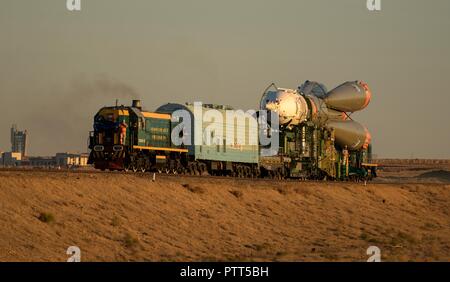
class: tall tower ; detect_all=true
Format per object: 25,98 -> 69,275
11,124 -> 28,157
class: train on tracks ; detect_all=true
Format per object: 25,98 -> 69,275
88,80 -> 377,181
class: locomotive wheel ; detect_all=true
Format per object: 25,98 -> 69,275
238,167 -> 244,178
250,168 -> 257,178
132,165 -> 138,173
254,168 -> 261,178
191,163 -> 199,176
245,167 -> 251,178
277,168 -> 282,180
199,163 -> 208,175
188,164 -> 195,176
140,167 -> 146,173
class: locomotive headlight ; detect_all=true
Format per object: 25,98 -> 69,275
113,145 -> 124,152
93,145 -> 104,152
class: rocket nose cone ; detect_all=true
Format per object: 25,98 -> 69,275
325,81 -> 372,112
358,81 -> 372,110
326,120 -> 371,150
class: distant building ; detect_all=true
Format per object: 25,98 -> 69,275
55,153 -> 89,167
28,156 -> 55,167
1,152 -> 22,166
11,124 -> 28,157
0,151 -> 89,168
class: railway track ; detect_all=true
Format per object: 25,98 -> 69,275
0,167 -> 447,186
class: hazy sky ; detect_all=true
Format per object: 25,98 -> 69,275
1,0 -> 449,158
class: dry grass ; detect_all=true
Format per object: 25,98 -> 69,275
181,183 -> 205,194
0,168 -> 449,262
37,212 -> 54,224
229,190 -> 243,198
111,216 -> 121,227
122,233 -> 139,249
